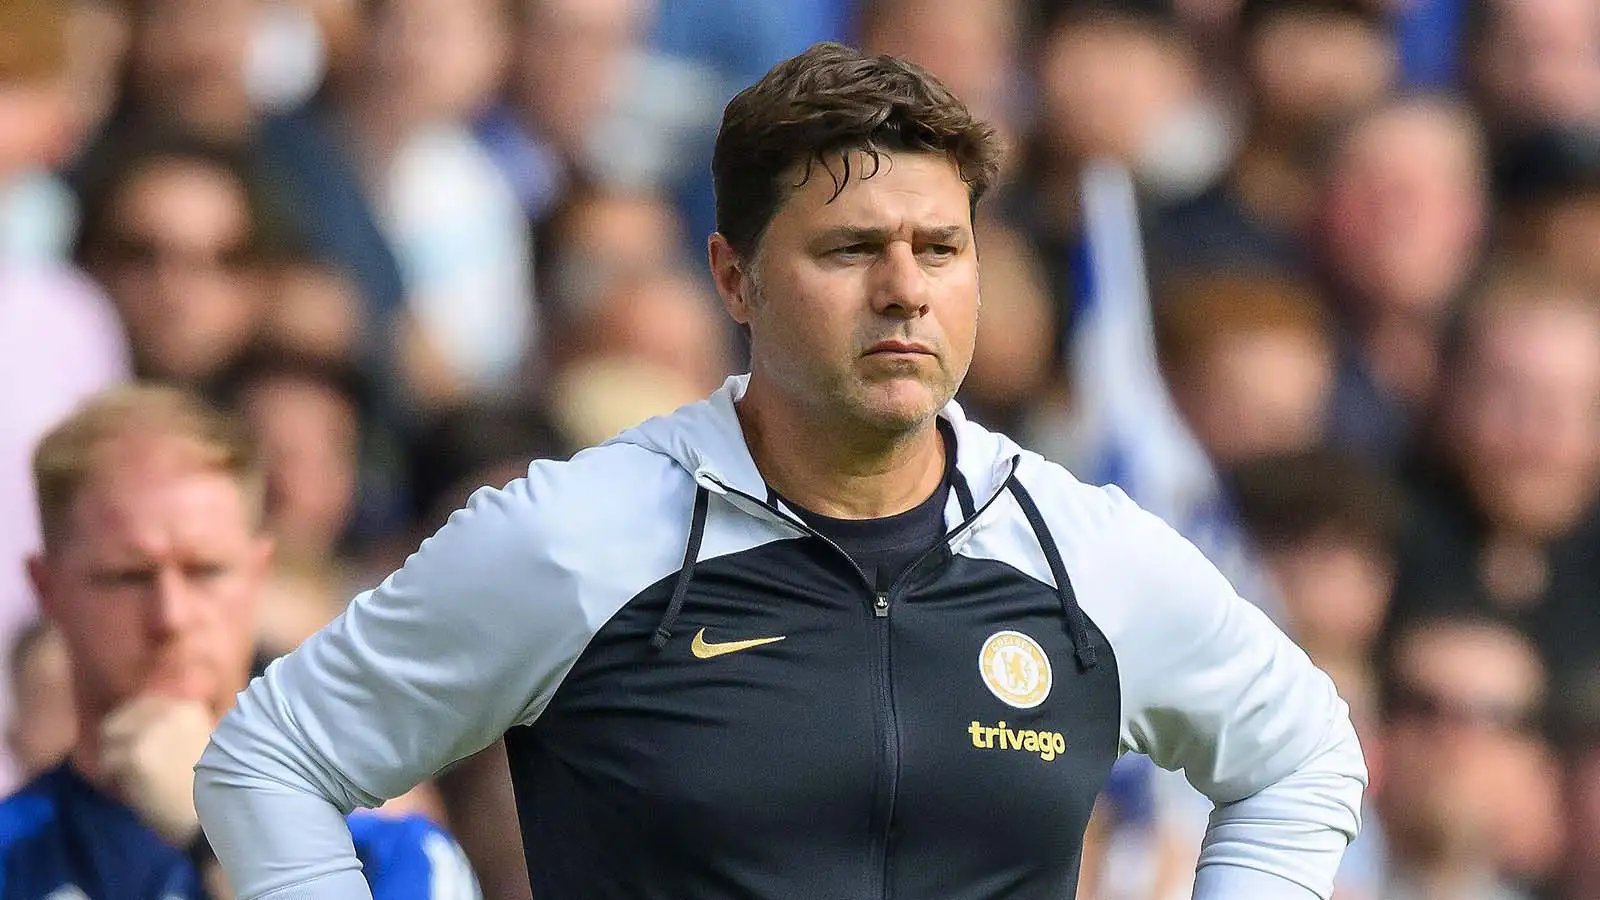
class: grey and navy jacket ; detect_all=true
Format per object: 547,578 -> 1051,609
196,375 -> 1366,900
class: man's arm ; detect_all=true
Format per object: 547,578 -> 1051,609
194,472 -> 588,900
1102,488 -> 1367,900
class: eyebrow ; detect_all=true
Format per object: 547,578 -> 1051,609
810,225 -> 969,247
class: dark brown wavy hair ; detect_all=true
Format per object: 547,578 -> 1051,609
712,41 -> 1004,261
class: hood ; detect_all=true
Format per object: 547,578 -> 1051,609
606,375 -> 1026,505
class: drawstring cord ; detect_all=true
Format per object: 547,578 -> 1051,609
1005,476 -> 1099,670
651,486 -> 710,649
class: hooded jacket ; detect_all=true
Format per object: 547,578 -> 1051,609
196,376 -> 1366,900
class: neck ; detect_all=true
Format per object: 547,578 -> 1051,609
737,377 -> 947,520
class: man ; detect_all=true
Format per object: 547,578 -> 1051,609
0,386 -> 479,899
1375,613 -> 1559,899
197,42 -> 1367,899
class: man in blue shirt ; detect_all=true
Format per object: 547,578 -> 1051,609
0,385 -> 480,900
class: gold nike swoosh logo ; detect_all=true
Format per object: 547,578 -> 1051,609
690,628 -> 787,659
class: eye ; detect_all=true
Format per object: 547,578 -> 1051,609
924,244 -> 958,258
187,563 -> 228,581
92,568 -> 155,589
831,243 -> 875,258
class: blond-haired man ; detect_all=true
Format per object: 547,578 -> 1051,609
0,385 -> 479,900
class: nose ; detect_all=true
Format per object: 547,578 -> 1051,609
869,240 -> 930,320
149,566 -> 199,639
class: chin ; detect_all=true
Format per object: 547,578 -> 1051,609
851,384 -> 945,433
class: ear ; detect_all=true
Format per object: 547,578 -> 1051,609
25,554 -> 56,623
708,233 -> 752,326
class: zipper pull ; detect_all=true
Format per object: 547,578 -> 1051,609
874,593 -> 891,618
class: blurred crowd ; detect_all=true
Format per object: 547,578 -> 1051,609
3,0 -> 1600,898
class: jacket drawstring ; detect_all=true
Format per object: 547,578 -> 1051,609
651,486 -> 711,650
1005,476 -> 1099,670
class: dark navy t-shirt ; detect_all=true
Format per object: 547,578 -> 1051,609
786,424 -> 955,593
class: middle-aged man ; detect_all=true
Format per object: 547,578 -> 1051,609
195,42 -> 1367,900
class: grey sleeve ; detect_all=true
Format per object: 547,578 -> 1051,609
1102,492 -> 1367,899
194,470 -> 601,899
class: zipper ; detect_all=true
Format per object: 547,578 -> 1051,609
702,459 -> 1019,900
869,590 -> 897,900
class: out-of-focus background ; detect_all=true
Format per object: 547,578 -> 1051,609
3,0 -> 1600,897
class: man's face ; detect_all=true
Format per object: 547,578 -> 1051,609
1248,11 -> 1396,132
1379,623 -> 1553,860
516,0 -> 646,159
1479,0 -> 1600,130
730,150 -> 980,436
98,159 -> 260,383
1179,330 -> 1334,465
239,375 -> 359,562
29,439 -> 271,725
1322,105 -> 1486,314
1450,302 -> 1600,538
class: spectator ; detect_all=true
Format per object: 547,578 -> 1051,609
957,222 -> 1059,435
1010,1 -> 1217,340
1147,0 -> 1398,277
556,269 -> 732,395
858,0 -> 1025,148
1467,0 -> 1600,138
1376,613 -> 1563,899
475,0 -> 656,222
75,132 -> 280,391
536,186 -> 694,321
259,252 -> 366,365
343,0 -> 535,409
78,0 -> 408,327
1389,264 -> 1600,686
1233,448 -> 1402,694
1153,270 -> 1336,468
1314,94 -> 1490,462
220,342 -> 368,569
1,385 -> 480,898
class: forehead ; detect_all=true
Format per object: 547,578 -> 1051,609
1348,110 -> 1473,169
117,159 -> 246,221
1474,301 -> 1600,364
1398,625 -> 1543,702
62,456 -> 257,560
771,150 -> 972,232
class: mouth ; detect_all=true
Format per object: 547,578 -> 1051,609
865,340 -> 935,358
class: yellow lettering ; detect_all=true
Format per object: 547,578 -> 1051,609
966,722 -> 1067,762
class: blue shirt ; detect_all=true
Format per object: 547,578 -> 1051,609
0,764 -> 479,900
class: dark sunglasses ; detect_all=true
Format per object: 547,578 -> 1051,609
1391,687 -> 1536,734
106,235 -> 255,273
